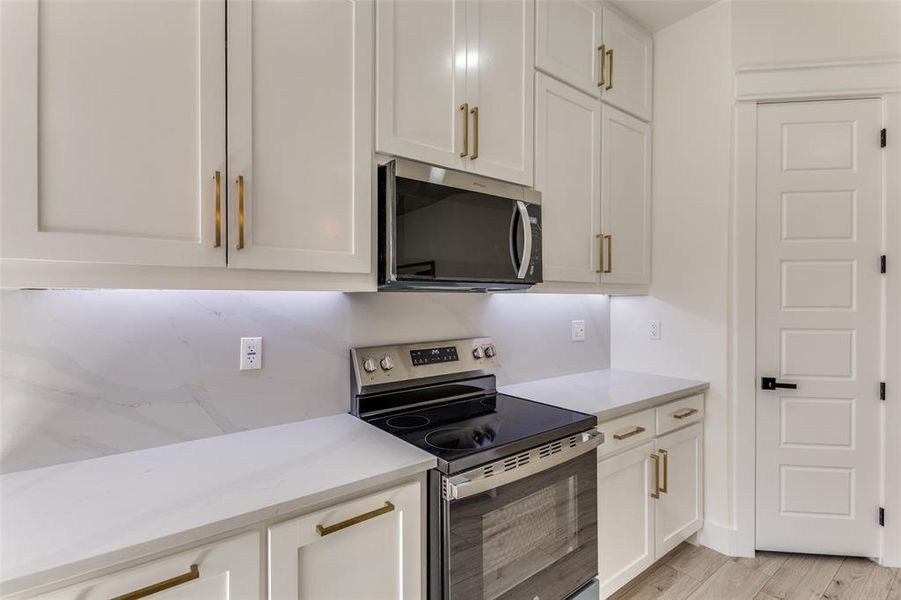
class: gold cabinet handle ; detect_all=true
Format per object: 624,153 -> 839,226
604,234 -> 612,273
605,48 -> 614,90
596,233 -> 604,273
673,408 -> 699,420
659,448 -> 669,493
460,103 -> 469,157
111,565 -> 199,600
235,175 -> 245,250
613,425 -> 645,440
213,171 -> 222,248
316,501 -> 395,537
597,45 -> 606,87
650,453 -> 660,499
470,106 -> 479,160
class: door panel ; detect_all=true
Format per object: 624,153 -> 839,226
535,73 -> 601,283
654,424 -> 703,558
464,0 -> 534,185
600,7 -> 652,122
535,0 -> 603,97
228,0 -> 372,272
1,0 -> 225,267
756,99 -> 883,556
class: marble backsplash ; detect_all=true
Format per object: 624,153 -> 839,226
0,290 -> 609,473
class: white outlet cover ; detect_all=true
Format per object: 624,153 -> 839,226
571,320 -> 586,342
240,337 -> 262,370
648,320 -> 661,340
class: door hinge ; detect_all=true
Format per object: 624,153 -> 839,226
881,128 -> 887,148
881,382 -> 886,401
882,255 -> 887,274
879,507 -> 885,527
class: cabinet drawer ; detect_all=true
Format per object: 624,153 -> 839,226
655,394 -> 704,435
597,408 -> 655,458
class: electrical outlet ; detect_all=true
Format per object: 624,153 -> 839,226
648,320 -> 661,340
571,320 -> 586,342
240,337 -> 262,370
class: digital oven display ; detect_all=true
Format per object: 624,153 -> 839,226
410,346 -> 459,366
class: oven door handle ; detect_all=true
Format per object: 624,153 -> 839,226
509,201 -> 532,280
443,429 -> 604,501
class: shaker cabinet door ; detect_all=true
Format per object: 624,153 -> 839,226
1,0 -> 226,268
268,480 -> 423,600
535,0 -> 604,97
227,0 -> 372,273
600,6 -> 652,122
654,424 -> 704,558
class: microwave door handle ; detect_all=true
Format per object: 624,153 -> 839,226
514,201 -> 531,279
509,204 -> 522,274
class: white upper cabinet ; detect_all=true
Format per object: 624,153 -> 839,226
535,0 -> 604,97
600,104 -> 651,285
600,6 -> 653,122
227,0 -> 372,273
535,73 -> 601,283
376,0 -> 534,186
1,0 -> 226,268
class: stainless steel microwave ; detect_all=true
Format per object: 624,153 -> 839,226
378,160 -> 542,291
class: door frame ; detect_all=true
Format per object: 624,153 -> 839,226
730,59 -> 901,565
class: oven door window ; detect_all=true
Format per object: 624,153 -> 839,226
446,452 -> 597,600
394,178 -> 523,282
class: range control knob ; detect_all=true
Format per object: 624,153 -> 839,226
379,355 -> 395,371
484,344 -> 496,358
362,358 -> 377,374
472,346 -> 485,359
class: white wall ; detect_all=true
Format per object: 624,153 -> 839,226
610,0 -> 734,540
0,290 -> 610,473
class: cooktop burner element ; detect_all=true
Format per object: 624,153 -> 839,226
385,414 -> 431,430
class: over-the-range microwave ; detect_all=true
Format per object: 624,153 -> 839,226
378,159 -> 542,292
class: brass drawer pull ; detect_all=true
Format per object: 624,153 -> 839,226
213,171 -> 222,248
597,45 -> 606,87
596,233 -> 604,273
236,175 -> 245,250
316,501 -> 395,537
650,453 -> 660,499
111,564 -> 199,600
604,234 -> 612,273
460,103 -> 469,157
605,47 -> 614,90
613,426 -> 645,440
470,105 -> 479,160
673,408 -> 699,420
659,448 -> 669,493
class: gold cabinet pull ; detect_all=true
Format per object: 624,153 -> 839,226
659,448 -> 669,493
111,565 -> 199,600
470,106 -> 479,160
213,171 -> 222,248
316,501 -> 395,537
673,408 -> 699,420
597,45 -> 606,87
235,175 -> 245,250
613,425 -> 645,440
650,453 -> 660,499
459,103 -> 469,157
604,234 -> 612,273
605,48 -> 614,90
596,233 -> 604,273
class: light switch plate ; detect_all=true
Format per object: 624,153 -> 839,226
240,337 -> 262,370
571,320 -> 586,342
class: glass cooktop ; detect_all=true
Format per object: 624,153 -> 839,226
364,393 -> 596,474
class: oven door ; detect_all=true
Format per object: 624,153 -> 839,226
439,450 -> 598,600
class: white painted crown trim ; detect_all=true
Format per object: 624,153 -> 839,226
735,58 -> 901,101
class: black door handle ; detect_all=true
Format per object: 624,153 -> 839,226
761,377 -> 798,390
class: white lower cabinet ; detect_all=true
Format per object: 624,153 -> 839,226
29,532 -> 261,600
597,405 -> 704,599
268,480 -> 422,600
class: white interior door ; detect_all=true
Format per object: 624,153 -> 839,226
756,98 -> 883,556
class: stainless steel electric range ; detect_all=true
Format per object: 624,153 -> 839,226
351,338 -> 604,600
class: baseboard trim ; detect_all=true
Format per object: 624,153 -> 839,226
698,520 -> 753,558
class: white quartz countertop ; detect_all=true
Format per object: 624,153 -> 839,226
499,369 -> 709,421
0,414 -> 436,595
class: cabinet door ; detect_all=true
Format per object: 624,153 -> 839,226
30,533 -> 261,600
375,0 -> 467,172
655,423 -> 704,558
600,7 -> 652,122
464,0 -> 534,185
535,0 -> 603,97
600,104 -> 651,285
227,0 -> 372,273
0,0 -> 225,268
269,480 -> 422,600
597,442 -> 656,599
535,73 -> 601,283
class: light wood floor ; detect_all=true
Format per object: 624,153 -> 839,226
609,543 -> 901,600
